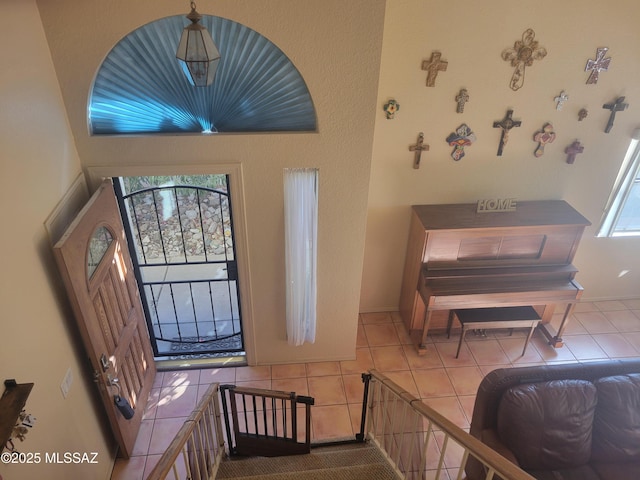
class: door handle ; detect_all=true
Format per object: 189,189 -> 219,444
100,353 -> 112,372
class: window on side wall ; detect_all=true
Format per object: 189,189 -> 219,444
598,129 -> 640,237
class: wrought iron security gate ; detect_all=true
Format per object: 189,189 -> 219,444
114,176 -> 244,358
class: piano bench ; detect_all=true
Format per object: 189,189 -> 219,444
448,306 -> 541,359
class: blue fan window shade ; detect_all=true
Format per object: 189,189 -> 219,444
89,16 -> 316,135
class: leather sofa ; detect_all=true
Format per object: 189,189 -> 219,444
466,359 -> 640,480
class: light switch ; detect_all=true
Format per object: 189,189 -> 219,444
60,367 -> 73,398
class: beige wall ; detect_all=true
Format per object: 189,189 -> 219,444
0,1 -> 114,479
36,0 -> 386,365
361,0 -> 640,312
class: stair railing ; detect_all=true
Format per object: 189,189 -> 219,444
363,369 -> 535,480
146,383 -> 225,480
220,385 -> 315,457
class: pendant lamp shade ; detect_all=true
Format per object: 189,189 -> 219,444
176,3 -> 220,86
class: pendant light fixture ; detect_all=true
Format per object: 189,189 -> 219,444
176,2 -> 220,86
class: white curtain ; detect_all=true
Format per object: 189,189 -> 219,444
284,168 -> 318,345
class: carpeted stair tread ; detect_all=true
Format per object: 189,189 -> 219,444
216,443 -> 396,479
217,463 -> 397,480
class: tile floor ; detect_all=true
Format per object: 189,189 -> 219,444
110,299 -> 640,479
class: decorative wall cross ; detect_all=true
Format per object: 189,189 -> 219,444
554,91 -> 569,111
409,132 -> 430,169
493,110 -> 522,156
422,51 -> 448,87
565,140 -> 584,164
533,123 -> 556,157
501,29 -> 547,91
585,47 -> 611,84
455,89 -> 469,113
602,96 -> 628,133
446,124 -> 476,161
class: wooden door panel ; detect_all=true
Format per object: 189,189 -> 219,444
54,179 -> 155,458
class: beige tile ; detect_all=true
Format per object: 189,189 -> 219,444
162,369 -> 199,388
340,348 -> 374,375
466,339 -> 511,365
424,397 -> 469,429
364,323 -> 401,346
271,377 -> 309,396
360,312 -> 394,324
446,366 -> 483,396
370,345 -> 410,371
131,419 -> 154,456
531,334 -> 577,363
457,395 -> 476,425
595,300 -> 628,311
593,333 -> 639,358
412,368 -> 456,398
111,455 -> 147,480
155,384 -> 199,419
394,322 -> 415,345
235,379 -> 272,390
271,363 -> 307,379
385,370 -> 420,397
311,405 -> 353,441
497,337 -> 544,364
143,454 -> 174,479
199,367 -> 236,384
625,332 -> 640,351
306,361 -> 341,377
152,372 -> 164,389
148,417 -> 187,455
551,313 -> 587,335
356,323 -> 368,347
307,375 -> 347,405
403,344 -> 443,370
347,403 -> 365,436
574,311 -> 618,334
621,298 -> 640,309
603,309 -> 640,332
235,365 -> 272,382
143,388 -> 160,420
435,341 -> 476,367
563,335 -> 608,360
342,374 -> 366,404
573,302 -> 599,312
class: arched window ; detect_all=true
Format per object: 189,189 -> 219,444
89,16 -> 316,135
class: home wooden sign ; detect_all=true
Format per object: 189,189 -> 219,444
477,198 -> 517,213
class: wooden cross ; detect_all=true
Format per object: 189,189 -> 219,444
422,51 -> 448,87
602,96 -> 628,133
585,47 -> 611,85
565,140 -> 584,164
409,132 -> 430,169
554,91 -> 569,111
501,29 -> 547,91
455,88 -> 469,113
493,110 -> 522,156
533,123 -> 556,158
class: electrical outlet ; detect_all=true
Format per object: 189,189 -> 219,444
60,367 -> 73,399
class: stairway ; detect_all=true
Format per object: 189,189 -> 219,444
216,442 -> 399,480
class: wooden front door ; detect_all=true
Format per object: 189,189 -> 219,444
53,179 -> 156,458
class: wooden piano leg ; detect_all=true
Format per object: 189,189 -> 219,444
418,309 -> 434,356
540,302 -> 576,348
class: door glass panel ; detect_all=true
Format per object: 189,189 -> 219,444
87,226 -> 113,278
114,175 -> 244,358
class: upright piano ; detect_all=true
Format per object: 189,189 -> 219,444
398,200 -> 591,354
